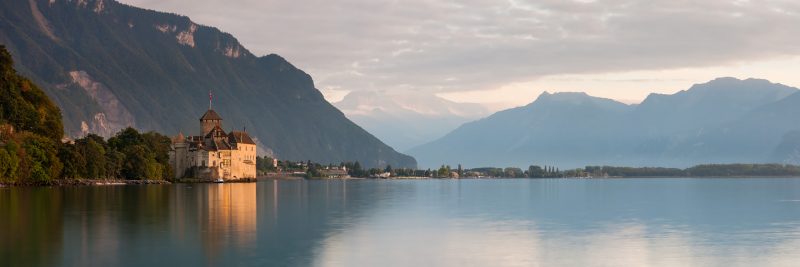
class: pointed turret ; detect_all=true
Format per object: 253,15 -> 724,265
172,131 -> 186,144
200,109 -> 223,135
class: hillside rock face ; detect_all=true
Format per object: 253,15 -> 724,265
409,78 -> 800,169
0,0 -> 415,168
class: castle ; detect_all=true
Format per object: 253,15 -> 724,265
169,109 -> 257,180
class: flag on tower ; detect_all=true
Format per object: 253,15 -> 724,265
208,90 -> 213,109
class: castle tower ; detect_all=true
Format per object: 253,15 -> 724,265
200,109 -> 223,135
170,132 -> 188,179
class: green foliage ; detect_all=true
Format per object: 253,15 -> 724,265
0,140 -> 19,182
584,166 -> 686,177
105,150 -> 125,179
55,128 -> 172,180
344,161 -> 365,177
108,128 -> 171,180
0,148 -> 15,180
0,45 -> 63,141
255,156 -> 277,174
581,164 -> 800,177
12,132 -> 62,183
503,167 -> 524,178
437,165 -> 452,177
527,165 -> 545,178
686,164 -> 800,177
57,143 -> 84,179
79,137 -> 107,179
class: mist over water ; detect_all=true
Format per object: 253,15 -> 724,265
2,178 -> 800,266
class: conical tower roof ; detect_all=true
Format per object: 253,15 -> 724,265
200,109 -> 223,121
172,132 -> 186,143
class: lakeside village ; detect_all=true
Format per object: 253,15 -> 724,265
169,109 -> 800,181
255,159 -> 800,179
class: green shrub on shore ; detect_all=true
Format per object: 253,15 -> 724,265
0,45 -> 171,184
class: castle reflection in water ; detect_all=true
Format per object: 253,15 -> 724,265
183,183 -> 258,257
2,179 -> 363,266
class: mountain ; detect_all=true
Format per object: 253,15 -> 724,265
408,92 -> 634,168
681,90 -> 800,164
625,78 -> 798,165
771,131 -> 800,165
408,78 -> 800,169
0,0 -> 415,168
334,91 -> 489,151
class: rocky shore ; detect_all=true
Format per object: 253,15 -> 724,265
0,179 -> 172,187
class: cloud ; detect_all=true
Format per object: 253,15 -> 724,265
121,0 -> 800,98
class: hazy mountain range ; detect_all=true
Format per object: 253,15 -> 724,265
5,0 -> 800,171
334,91 -> 489,151
409,77 -> 800,169
0,0 -> 415,168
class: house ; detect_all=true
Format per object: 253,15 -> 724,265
319,166 -> 350,178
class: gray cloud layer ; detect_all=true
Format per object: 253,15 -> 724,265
123,0 -> 800,94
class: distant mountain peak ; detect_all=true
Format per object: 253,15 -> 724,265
686,77 -> 790,92
640,77 -> 797,109
529,91 -> 628,111
535,91 -> 590,100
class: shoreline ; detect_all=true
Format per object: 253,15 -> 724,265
0,177 -> 261,187
3,175 -> 800,187
0,179 -> 172,187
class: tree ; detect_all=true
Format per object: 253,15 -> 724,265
79,138 -> 107,178
504,167 -> 524,178
17,132 -> 62,182
105,150 -> 124,179
528,165 -> 544,178
0,148 -> 16,180
57,143 -> 84,179
437,165 -> 451,177
108,127 -> 144,150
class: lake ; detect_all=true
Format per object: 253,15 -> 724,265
2,178 -> 800,266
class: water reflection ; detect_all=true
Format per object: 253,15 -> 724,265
1,178 -> 800,266
0,188 -> 63,267
310,179 -> 800,267
199,184 -> 258,257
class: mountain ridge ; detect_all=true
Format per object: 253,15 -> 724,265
409,78 -> 800,168
1,0 -> 416,168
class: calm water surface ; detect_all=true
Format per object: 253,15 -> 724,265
2,178 -> 800,266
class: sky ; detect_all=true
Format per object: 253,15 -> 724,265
122,0 -> 800,110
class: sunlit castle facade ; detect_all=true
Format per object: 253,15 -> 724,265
169,109 -> 257,180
